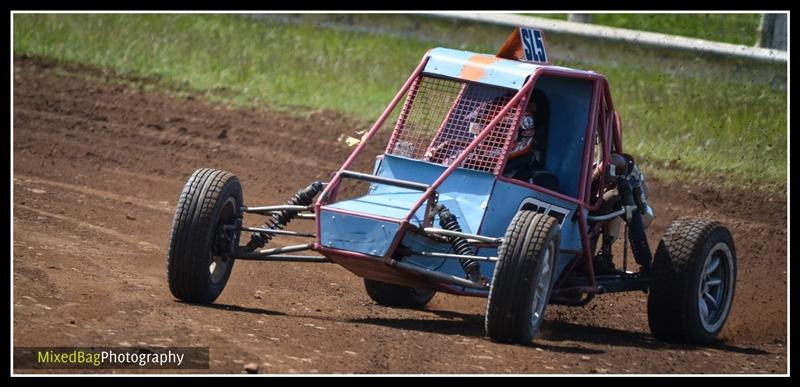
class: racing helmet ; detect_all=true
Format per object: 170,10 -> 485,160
507,103 -> 537,159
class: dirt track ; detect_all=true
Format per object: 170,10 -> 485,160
12,57 -> 787,374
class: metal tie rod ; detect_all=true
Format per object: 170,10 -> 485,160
422,228 -> 503,244
243,205 -> 312,213
586,208 -> 625,222
236,254 -> 330,263
252,243 -> 315,256
414,251 -> 498,262
239,226 -> 315,238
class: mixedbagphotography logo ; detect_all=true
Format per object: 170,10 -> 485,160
14,347 -> 209,369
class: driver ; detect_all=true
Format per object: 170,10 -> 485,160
503,97 -> 539,181
502,89 -> 551,182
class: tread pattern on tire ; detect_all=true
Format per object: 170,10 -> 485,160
486,211 -> 560,344
167,168 -> 241,304
648,216 -> 735,343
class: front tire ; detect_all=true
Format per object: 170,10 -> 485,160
486,211 -> 560,344
363,279 -> 436,309
647,217 -> 736,344
167,168 -> 242,304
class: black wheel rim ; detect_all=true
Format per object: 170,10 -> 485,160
209,196 -> 238,285
698,242 -> 734,332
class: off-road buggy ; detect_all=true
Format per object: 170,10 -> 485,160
166,27 -> 736,344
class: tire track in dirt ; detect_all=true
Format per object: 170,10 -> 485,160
15,205 -> 160,251
15,175 -> 173,214
15,107 -> 346,173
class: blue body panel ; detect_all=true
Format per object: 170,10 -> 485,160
327,188 -> 422,222
323,155 -> 495,260
532,75 -> 594,198
327,155 -> 495,234
319,210 -> 401,257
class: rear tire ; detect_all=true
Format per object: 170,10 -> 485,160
648,217 -> 736,344
486,211 -> 560,344
167,168 -> 242,304
363,279 -> 436,309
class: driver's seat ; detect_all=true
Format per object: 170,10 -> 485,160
529,171 -> 560,192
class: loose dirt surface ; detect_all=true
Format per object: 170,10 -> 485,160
13,57 -> 787,374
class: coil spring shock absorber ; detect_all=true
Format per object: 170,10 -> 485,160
617,174 -> 653,271
434,204 -> 482,278
245,181 -> 323,251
